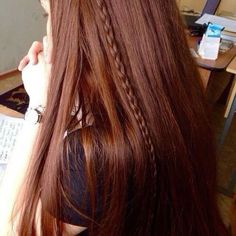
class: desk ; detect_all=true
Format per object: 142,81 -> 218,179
187,35 -> 236,88
0,105 -> 23,118
225,57 -> 236,117
188,36 -> 236,71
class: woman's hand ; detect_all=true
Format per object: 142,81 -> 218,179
20,37 -> 51,108
22,52 -> 51,108
18,36 -> 52,71
18,41 -> 43,71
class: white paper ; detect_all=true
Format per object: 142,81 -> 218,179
0,165 -> 6,186
196,14 -> 236,33
0,114 -> 24,163
0,114 -> 24,185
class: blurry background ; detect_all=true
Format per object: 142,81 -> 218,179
179,0 -> 236,13
0,0 -> 46,72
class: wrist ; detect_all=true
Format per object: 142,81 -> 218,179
24,105 -> 45,125
29,99 -> 46,110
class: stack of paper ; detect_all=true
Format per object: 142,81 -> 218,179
196,14 -> 236,32
221,31 -> 236,44
196,14 -> 236,44
0,114 -> 24,186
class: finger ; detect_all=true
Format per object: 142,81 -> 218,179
18,56 -> 29,71
28,41 -> 43,64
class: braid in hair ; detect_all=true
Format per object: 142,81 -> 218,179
96,0 -> 157,229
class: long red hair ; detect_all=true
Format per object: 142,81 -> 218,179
16,0 -> 227,235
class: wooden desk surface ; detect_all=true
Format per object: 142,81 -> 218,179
187,35 -> 236,71
227,56 -> 236,74
224,57 -> 236,117
0,105 -> 23,118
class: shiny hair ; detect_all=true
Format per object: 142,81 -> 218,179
16,0 -> 227,235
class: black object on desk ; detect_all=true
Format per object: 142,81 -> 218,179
0,85 -> 29,114
182,0 -> 221,36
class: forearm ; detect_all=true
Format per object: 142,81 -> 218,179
0,122 -> 40,235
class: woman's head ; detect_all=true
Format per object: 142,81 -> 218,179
16,0 -> 227,235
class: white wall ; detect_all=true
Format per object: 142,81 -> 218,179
218,0 -> 236,14
0,1 -> 46,72
179,0 -> 236,14
180,0 -> 205,12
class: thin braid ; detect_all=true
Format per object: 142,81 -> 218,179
96,0 -> 157,228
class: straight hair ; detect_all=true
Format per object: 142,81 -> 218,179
16,0 -> 227,235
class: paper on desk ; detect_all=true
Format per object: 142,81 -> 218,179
196,14 -> 236,33
0,114 -> 24,164
0,114 -> 24,185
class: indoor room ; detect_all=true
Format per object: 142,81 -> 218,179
0,0 -> 236,235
